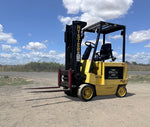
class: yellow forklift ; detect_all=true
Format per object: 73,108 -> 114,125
29,21 -> 127,101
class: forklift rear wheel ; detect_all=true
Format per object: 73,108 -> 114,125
116,86 -> 127,97
78,84 -> 94,101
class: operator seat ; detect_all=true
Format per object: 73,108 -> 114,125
95,43 -> 116,61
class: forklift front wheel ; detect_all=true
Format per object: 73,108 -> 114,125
78,84 -> 94,101
116,86 -> 127,97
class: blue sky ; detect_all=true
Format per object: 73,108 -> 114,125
0,0 -> 150,65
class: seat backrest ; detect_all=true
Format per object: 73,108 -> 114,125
100,43 -> 111,53
100,43 -> 112,60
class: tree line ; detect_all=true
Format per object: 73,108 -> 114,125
0,61 -> 150,72
0,62 -> 65,72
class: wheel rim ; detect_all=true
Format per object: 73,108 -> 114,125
118,87 -> 126,97
82,87 -> 93,100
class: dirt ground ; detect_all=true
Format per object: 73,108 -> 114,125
0,72 -> 150,127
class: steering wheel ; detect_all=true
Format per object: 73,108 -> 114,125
85,41 -> 95,48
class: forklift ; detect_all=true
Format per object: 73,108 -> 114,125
29,20 -> 127,101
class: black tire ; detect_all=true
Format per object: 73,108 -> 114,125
116,86 -> 127,97
78,84 -> 94,101
64,91 -> 72,96
64,88 -> 77,97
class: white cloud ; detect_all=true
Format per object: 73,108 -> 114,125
6,38 -> 17,44
49,50 -> 56,55
62,0 -> 81,14
0,24 -> 17,44
58,16 -> 71,26
58,16 -> 79,26
129,29 -> 150,43
112,51 -> 122,62
60,0 -> 133,25
145,43 -> 150,48
126,52 -> 150,64
110,35 -> 122,39
0,51 -> 65,65
111,52 -> 150,64
0,49 -> 150,65
0,24 -> 3,32
43,40 -> 48,43
1,45 -> 11,52
23,42 -> 46,51
11,47 -> 21,53
1,44 -> 21,53
99,39 -> 111,44
0,53 -> 25,65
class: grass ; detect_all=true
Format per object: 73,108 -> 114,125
0,75 -> 33,86
128,75 -> 150,83
0,74 -> 149,87
0,62 -> 65,72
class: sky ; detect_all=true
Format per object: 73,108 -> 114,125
0,0 -> 150,65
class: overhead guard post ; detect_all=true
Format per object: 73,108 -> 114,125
89,22 -> 103,73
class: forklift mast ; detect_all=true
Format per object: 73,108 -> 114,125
64,21 -> 87,73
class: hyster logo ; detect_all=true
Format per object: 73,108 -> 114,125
76,25 -> 81,62
77,25 -> 80,53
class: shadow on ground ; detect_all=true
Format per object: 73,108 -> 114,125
93,92 -> 135,101
27,92 -> 135,108
32,100 -> 73,108
26,96 -> 67,102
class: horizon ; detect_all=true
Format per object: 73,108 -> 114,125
0,61 -> 149,66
